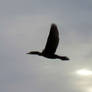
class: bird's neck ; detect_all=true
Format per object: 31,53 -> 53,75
29,51 -> 42,56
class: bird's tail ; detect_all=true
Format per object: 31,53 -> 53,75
60,56 -> 69,60
56,55 -> 70,60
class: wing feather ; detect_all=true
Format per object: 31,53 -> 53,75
42,24 -> 59,54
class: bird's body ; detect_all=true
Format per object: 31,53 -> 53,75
27,23 -> 69,60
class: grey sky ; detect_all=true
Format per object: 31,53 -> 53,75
0,0 -> 92,92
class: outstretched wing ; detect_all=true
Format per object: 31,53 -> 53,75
42,24 -> 59,54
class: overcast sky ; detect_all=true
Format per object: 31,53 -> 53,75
0,0 -> 92,92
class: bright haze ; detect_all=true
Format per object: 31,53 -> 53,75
0,0 -> 92,92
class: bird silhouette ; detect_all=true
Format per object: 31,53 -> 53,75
27,23 -> 69,60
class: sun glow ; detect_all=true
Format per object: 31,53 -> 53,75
76,69 -> 92,76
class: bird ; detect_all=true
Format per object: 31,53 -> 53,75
27,23 -> 69,60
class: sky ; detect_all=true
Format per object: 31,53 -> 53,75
0,0 -> 92,92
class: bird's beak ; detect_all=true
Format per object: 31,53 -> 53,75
26,52 -> 30,54
26,51 -> 32,54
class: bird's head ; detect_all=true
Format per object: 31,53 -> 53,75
26,51 -> 42,56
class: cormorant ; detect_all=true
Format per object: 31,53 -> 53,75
27,23 -> 69,60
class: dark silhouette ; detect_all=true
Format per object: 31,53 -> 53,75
27,23 -> 69,60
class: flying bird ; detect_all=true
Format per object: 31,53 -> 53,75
27,24 -> 69,60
